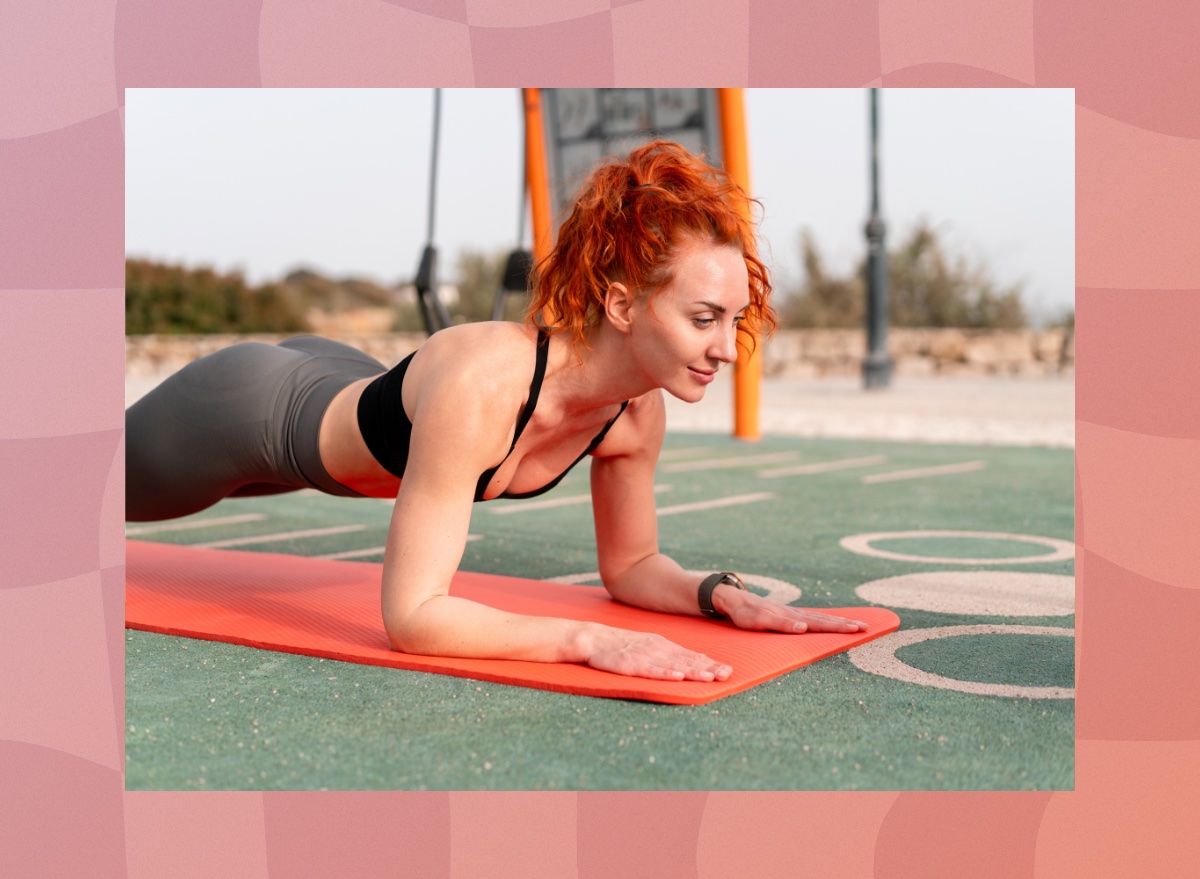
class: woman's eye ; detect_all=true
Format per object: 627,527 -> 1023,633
693,318 -> 715,328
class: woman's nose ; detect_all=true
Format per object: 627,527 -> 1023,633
710,324 -> 739,364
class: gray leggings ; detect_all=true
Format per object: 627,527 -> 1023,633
125,336 -> 386,522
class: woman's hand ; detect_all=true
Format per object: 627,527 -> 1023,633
584,625 -> 732,682
719,588 -> 866,634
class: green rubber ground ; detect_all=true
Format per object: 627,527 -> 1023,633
126,434 -> 1074,790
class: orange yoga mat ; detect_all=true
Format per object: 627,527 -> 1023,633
126,540 -> 900,705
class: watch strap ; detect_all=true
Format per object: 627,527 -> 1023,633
698,572 -> 746,619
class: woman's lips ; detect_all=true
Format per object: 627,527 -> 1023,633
688,367 -> 716,384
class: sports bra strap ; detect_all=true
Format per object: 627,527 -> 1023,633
473,330 -> 550,501
509,329 -> 549,451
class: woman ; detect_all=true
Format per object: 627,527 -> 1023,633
127,141 -> 864,683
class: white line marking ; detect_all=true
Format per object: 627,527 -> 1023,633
193,525 -> 367,549
544,572 -> 607,584
656,492 -> 775,517
862,461 -> 988,484
315,546 -> 387,560
313,534 -> 482,561
125,513 -> 267,537
490,485 -> 672,515
661,451 -> 800,473
490,494 -> 590,514
656,447 -> 713,461
758,455 -> 888,478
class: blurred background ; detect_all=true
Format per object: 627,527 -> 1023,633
126,88 -> 1072,330
125,88 -> 1074,444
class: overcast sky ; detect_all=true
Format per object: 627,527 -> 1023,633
126,88 -> 1074,324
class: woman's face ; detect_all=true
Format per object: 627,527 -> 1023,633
628,241 -> 751,403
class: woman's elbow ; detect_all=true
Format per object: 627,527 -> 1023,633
383,596 -> 440,653
598,552 -> 656,596
384,616 -> 416,653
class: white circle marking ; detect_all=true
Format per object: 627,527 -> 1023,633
848,624 -> 1075,699
855,571 -> 1075,616
839,530 -> 1075,565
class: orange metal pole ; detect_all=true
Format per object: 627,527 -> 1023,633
523,88 -> 554,268
717,88 -> 761,441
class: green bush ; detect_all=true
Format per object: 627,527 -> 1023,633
449,249 -> 528,325
126,260 -> 309,335
125,251 -> 531,336
780,220 -> 1029,330
779,230 -> 864,329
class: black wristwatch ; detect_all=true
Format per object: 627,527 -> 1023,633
698,572 -> 747,619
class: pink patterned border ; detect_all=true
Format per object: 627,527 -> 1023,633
2,1 -> 1197,875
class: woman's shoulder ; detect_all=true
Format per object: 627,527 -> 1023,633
409,321 -> 539,408
421,321 -> 534,362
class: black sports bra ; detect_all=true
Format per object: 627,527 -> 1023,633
356,330 -> 629,502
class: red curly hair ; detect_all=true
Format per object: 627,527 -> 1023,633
526,140 -> 776,350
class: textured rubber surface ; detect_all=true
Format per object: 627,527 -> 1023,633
126,540 -> 900,705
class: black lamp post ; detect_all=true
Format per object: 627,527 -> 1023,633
863,88 -> 893,389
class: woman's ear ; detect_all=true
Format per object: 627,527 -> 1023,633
604,281 -> 635,334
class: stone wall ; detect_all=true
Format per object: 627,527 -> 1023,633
124,332 -> 429,378
761,327 -> 1074,378
125,327 -> 1074,379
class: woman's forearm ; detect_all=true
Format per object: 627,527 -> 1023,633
385,593 -> 596,662
601,553 -> 749,617
386,592 -> 732,681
